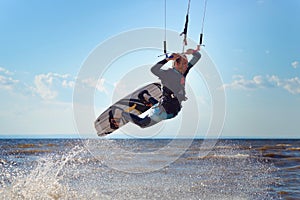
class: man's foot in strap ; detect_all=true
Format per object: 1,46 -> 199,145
108,109 -> 119,129
138,90 -> 158,107
138,90 -> 151,105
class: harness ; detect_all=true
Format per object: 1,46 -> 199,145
161,86 -> 181,116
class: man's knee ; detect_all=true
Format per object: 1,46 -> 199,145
138,117 -> 151,128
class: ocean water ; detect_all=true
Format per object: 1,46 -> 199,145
0,139 -> 299,200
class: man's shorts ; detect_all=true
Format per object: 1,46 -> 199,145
148,103 -> 174,122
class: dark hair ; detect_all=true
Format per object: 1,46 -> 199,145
175,57 -> 181,63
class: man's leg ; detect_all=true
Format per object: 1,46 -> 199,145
121,112 -> 152,128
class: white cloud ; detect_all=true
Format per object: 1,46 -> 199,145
0,67 -> 18,90
0,67 -> 13,75
0,69 -> 75,100
0,75 -> 19,90
267,75 -> 300,94
80,78 -> 107,92
34,74 -> 57,100
282,77 -> 300,94
292,61 -> 299,69
223,75 -> 266,90
62,79 -> 75,88
33,72 -> 74,100
224,74 -> 300,95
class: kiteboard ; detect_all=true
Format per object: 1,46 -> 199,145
94,82 -> 162,136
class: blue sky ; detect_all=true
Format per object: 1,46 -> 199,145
0,0 -> 299,138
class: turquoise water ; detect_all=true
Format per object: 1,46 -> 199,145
0,139 -> 299,199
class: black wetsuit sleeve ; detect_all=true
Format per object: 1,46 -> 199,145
184,51 -> 201,77
151,59 -> 168,77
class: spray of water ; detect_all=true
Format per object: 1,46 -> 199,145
0,145 -> 109,200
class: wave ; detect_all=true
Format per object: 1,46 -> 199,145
0,158 -> 7,165
283,165 -> 300,171
1,143 -> 58,149
275,143 -> 292,147
262,153 -> 295,159
287,147 -> 300,151
186,153 -> 250,160
7,149 -> 52,155
256,145 -> 289,151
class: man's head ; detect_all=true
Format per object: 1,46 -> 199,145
173,53 -> 188,74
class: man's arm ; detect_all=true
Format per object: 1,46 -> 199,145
184,50 -> 201,77
150,59 -> 168,77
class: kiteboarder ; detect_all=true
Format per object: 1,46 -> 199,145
109,48 -> 201,129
